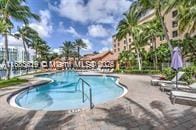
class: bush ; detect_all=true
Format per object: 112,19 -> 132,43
181,66 -> 196,84
114,69 -> 125,73
162,68 -> 175,80
114,69 -> 160,74
129,69 -> 160,74
162,66 -> 196,84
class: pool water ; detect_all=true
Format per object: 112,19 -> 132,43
13,71 -> 125,111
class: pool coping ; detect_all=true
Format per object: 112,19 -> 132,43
8,77 -> 54,111
7,71 -> 128,113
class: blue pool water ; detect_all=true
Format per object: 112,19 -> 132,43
14,71 -> 125,111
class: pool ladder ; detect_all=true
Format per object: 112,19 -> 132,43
76,78 -> 94,109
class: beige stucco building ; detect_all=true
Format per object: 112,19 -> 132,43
112,8 -> 195,57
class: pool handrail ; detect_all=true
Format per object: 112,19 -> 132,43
76,78 -> 94,109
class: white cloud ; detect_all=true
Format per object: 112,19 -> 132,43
29,10 -> 53,38
82,39 -> 92,51
58,22 -> 81,38
0,36 -> 23,47
101,37 -> 112,46
49,0 -> 131,24
99,37 -> 112,53
52,48 -> 62,54
58,21 -> 66,33
99,47 -> 110,53
0,36 -> 35,56
88,24 -> 109,38
66,27 -> 81,38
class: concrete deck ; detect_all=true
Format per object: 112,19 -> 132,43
0,74 -> 196,130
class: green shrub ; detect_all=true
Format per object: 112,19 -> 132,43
124,69 -> 160,74
114,69 -> 125,73
162,66 -> 196,84
181,66 -> 196,84
162,68 -> 175,80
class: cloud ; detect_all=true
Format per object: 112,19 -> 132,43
49,0 -> 131,24
66,27 -> 80,37
82,38 -> 92,51
66,27 -> 81,38
0,36 -> 35,56
0,36 -> 23,47
101,37 -> 112,46
58,22 -> 81,38
88,24 -> 109,38
29,10 -> 53,38
99,37 -> 112,53
52,48 -> 62,54
99,47 -> 110,53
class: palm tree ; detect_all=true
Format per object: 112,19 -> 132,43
0,0 -> 40,79
0,19 -> 12,34
132,26 -> 149,70
32,37 -> 45,59
15,26 -> 39,62
48,53 -> 59,61
138,0 -> 173,55
38,43 -> 51,62
116,2 -> 147,70
177,3 -> 196,34
0,19 -> 13,79
61,41 -> 75,61
119,50 -> 135,68
165,0 -> 196,34
74,39 -> 87,64
143,19 -> 163,69
116,2 -> 139,40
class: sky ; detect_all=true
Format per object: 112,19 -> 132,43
0,0 -> 133,55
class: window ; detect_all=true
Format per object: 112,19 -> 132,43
118,43 -> 120,46
114,44 -> 116,48
124,40 -> 127,44
114,49 -> 116,52
172,30 -> 178,37
172,10 -> 178,18
172,21 -> 178,28
129,38 -> 131,42
124,46 -> 126,50
160,35 -> 165,41
129,44 -> 131,49
118,48 -> 120,51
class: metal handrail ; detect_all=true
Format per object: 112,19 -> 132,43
76,78 -> 94,109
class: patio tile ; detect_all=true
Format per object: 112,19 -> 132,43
1,74 -> 196,130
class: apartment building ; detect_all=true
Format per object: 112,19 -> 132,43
112,8 -> 193,56
0,45 -> 35,63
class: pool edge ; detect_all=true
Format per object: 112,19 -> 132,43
8,71 -> 128,112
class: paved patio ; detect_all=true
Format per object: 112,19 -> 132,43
0,74 -> 196,130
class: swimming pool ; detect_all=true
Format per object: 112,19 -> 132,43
10,71 -> 127,111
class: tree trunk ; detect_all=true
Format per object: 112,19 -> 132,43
4,33 -> 10,80
35,46 -> 38,59
158,10 -> 173,56
66,51 -> 69,61
136,47 -> 142,71
23,40 -> 29,61
22,38 -> 29,74
77,47 -> 80,65
153,38 -> 158,70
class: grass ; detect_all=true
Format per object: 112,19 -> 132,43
0,78 -> 28,88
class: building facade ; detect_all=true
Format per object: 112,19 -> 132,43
112,8 -> 195,56
0,46 -> 35,63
